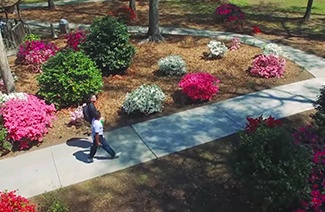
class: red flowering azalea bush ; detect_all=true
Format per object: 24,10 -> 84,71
1,95 -> 56,150
65,29 -> 87,51
178,72 -> 220,101
250,54 -> 286,78
17,40 -> 59,73
0,190 -> 36,212
109,6 -> 136,23
293,125 -> 325,212
215,3 -> 245,29
232,115 -> 311,211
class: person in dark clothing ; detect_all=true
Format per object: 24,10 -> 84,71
87,94 -> 98,124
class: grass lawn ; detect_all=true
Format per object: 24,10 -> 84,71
30,110 -> 315,211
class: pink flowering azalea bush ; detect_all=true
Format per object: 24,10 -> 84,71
250,54 -> 286,78
65,29 -> 87,51
1,95 -> 56,150
232,115 -> 312,211
292,125 -> 325,212
0,190 -> 36,212
228,37 -> 241,51
178,72 -> 220,101
17,40 -> 59,73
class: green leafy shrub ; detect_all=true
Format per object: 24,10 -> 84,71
122,84 -> 166,114
312,85 -> 325,135
232,116 -> 311,211
37,49 -> 103,108
39,191 -> 69,212
81,16 -> 135,76
23,33 -> 41,42
0,125 -> 12,154
158,55 -> 187,76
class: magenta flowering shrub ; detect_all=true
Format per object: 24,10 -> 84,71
178,72 -> 220,101
1,95 -> 56,150
65,29 -> 87,51
17,40 -> 59,73
250,54 -> 286,78
293,125 -> 325,212
215,3 -> 245,29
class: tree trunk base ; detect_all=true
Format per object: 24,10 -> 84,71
143,33 -> 165,43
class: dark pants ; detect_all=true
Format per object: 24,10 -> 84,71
88,135 -> 116,159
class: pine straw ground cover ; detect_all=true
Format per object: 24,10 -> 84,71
3,34 -> 312,158
29,110 -> 314,212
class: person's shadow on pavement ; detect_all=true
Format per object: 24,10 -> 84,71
66,138 -> 92,163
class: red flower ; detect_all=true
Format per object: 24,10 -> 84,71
253,26 -> 261,34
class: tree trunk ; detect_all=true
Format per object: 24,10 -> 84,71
129,0 -> 136,12
303,0 -> 313,22
0,33 -> 15,94
48,0 -> 55,9
147,0 -> 164,42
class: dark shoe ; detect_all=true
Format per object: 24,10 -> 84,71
87,158 -> 94,163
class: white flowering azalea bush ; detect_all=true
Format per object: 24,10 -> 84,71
158,55 -> 187,76
207,40 -> 228,58
122,84 -> 166,115
262,43 -> 283,56
0,92 -> 28,105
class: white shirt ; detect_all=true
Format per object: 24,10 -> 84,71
91,118 -> 103,138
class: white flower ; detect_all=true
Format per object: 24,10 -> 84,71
0,92 -> 28,105
207,40 -> 228,58
158,55 -> 187,76
262,43 -> 283,56
122,84 -> 166,114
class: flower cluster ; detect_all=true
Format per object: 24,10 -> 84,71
245,115 -> 282,133
65,29 -> 87,51
207,40 -> 228,58
70,106 -> 84,124
228,37 -> 241,51
158,55 -> 187,76
293,125 -> 325,212
215,3 -> 245,23
122,84 -> 166,114
1,95 -> 56,150
262,43 -> 283,56
0,190 -> 36,212
0,92 -> 28,105
250,54 -> 286,78
178,72 -> 220,101
17,40 -> 59,73
108,6 -> 137,23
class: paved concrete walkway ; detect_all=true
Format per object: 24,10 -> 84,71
1,19 -> 325,198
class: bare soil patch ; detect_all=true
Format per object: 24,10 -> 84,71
2,34 -> 313,158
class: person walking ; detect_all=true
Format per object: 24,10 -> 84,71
87,110 -> 121,163
85,94 -> 98,124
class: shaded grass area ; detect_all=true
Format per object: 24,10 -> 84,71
30,110 -> 315,212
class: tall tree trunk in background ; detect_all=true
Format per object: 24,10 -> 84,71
48,0 -> 55,9
147,0 -> 164,42
129,0 -> 136,12
303,0 -> 313,22
0,33 -> 15,94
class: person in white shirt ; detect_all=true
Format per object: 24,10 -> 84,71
87,111 -> 121,163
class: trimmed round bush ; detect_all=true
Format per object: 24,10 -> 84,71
81,16 -> 135,76
122,84 -> 166,114
250,54 -> 286,78
158,55 -> 187,76
23,33 -> 41,42
232,116 -> 311,210
178,72 -> 220,101
1,95 -> 56,150
37,49 -> 103,108
312,85 -> 325,135
262,43 -> 283,56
